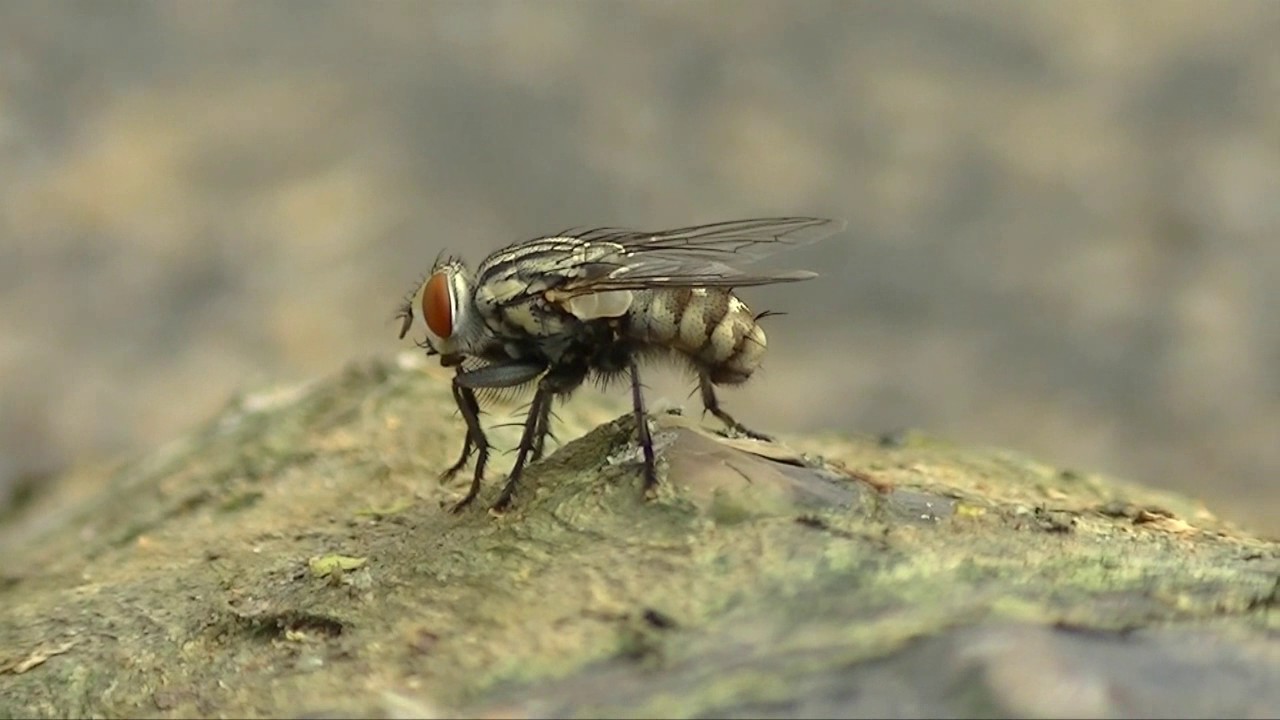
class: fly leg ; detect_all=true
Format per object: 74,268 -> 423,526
699,373 -> 772,441
451,360 -> 547,512
441,381 -> 480,481
491,366 -> 586,512
630,356 -> 659,495
491,387 -> 552,512
447,380 -> 489,513
529,396 -> 554,462
442,433 -> 473,480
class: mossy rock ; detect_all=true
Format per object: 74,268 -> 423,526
1,353 -> 1276,718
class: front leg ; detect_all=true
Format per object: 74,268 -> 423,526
448,360 -> 546,512
447,379 -> 488,512
441,380 -> 479,481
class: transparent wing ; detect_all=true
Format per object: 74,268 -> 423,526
553,216 -> 843,296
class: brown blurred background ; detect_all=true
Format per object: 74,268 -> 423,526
0,1 -> 1276,536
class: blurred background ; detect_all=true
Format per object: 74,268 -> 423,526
0,1 -> 1276,535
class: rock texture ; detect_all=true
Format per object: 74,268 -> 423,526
1,353 -> 1276,718
4,3 -> 1280,537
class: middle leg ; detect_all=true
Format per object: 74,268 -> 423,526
529,394 -> 555,462
491,387 -> 552,512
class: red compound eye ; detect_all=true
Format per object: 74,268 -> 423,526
422,272 -> 453,338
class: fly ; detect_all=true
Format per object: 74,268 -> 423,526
396,216 -> 844,512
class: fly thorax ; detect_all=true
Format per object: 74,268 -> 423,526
479,296 -> 573,343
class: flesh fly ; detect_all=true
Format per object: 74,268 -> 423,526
397,217 -> 843,512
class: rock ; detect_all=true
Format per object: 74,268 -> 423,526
0,353 -> 1276,718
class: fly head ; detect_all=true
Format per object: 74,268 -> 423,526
397,256 -> 490,360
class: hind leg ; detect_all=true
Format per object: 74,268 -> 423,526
629,356 -> 659,494
698,373 -> 772,441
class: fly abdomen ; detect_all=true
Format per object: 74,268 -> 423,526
626,288 -> 767,385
